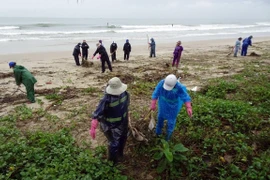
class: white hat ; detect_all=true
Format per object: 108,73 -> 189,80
163,74 -> 177,91
106,77 -> 127,95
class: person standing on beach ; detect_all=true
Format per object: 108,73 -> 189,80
73,43 -> 81,66
81,40 -> 89,60
92,42 -> 113,73
172,41 -> 184,68
90,77 -> 129,164
123,39 -> 131,60
241,35 -> 253,56
149,38 -> 156,58
234,37 -> 242,57
110,41 -> 118,62
9,62 -> 37,103
150,74 -> 192,140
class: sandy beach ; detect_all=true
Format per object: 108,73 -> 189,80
1,37 -> 270,147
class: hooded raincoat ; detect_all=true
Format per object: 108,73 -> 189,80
241,36 -> 252,56
110,42 -> 118,62
149,38 -> 156,57
93,45 -> 112,73
123,40 -> 131,60
92,91 -> 130,163
172,45 -> 184,67
13,65 -> 37,102
152,80 -> 191,140
73,43 -> 81,66
81,42 -> 89,60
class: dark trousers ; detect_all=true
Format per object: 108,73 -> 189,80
124,52 -> 130,60
101,58 -> 112,73
25,83 -> 35,103
73,55 -> 80,66
150,49 -> 156,57
82,52 -> 88,60
111,52 -> 116,62
104,129 -> 127,164
241,44 -> 248,56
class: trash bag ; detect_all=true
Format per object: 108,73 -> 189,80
128,115 -> 148,142
148,111 -> 155,131
249,52 -> 261,57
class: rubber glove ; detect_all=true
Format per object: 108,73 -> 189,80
89,119 -> 98,139
91,55 -> 95,59
185,102 -> 192,118
150,99 -> 157,111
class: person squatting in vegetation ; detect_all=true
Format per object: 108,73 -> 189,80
72,43 -> 81,66
110,41 -> 118,62
90,77 -> 129,164
81,40 -> 89,60
123,39 -> 131,60
172,41 -> 184,68
241,35 -> 253,56
92,42 -> 113,73
234,37 -> 242,57
149,38 -> 156,58
9,62 -> 37,103
150,74 -> 192,140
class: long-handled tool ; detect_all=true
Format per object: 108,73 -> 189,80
147,34 -> 150,50
18,88 -> 26,94
227,46 -> 234,56
11,87 -> 26,96
110,50 -> 116,56
11,87 -> 19,96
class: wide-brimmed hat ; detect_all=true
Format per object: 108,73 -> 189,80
106,77 -> 127,95
163,74 -> 177,91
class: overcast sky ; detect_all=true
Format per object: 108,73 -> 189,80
0,0 -> 270,19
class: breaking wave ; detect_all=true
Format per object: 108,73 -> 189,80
0,26 -> 20,30
0,30 -> 111,36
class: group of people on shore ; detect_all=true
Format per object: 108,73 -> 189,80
72,40 -> 90,66
72,39 -> 132,68
233,35 -> 253,57
72,37 -> 187,73
8,34 -> 254,104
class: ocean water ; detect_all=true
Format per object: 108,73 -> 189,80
0,17 -> 270,54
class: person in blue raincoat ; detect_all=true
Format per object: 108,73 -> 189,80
149,38 -> 156,58
241,35 -> 253,56
150,74 -> 192,140
90,77 -> 129,164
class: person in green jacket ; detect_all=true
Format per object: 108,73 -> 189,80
9,62 -> 37,103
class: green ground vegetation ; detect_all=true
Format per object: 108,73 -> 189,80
1,62 -> 270,179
